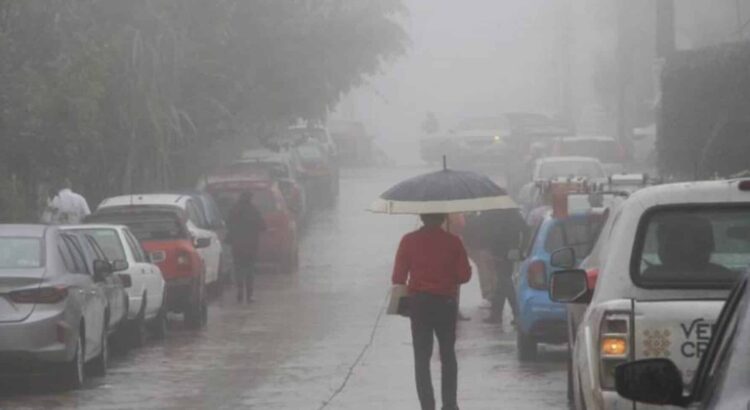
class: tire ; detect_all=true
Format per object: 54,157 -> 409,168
150,304 -> 168,340
61,331 -> 85,389
516,328 -> 538,362
185,289 -> 206,329
128,299 -> 147,348
88,324 -> 108,377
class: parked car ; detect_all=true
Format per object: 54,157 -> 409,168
176,190 -> 233,285
291,141 -> 339,205
510,209 -> 604,361
615,274 -> 748,409
63,225 -> 167,346
285,124 -> 338,163
532,156 -> 608,182
86,206 -> 208,328
205,177 -> 299,273
0,225 -> 116,388
550,179 -> 748,410
551,136 -> 629,175
96,194 -> 221,289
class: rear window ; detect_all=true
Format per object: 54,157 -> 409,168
87,212 -> 188,241
296,145 -> 324,164
559,140 -> 620,163
212,189 -> 278,218
70,229 -> 125,261
0,238 -> 43,269
539,160 -> 605,180
224,161 -> 289,179
633,207 -> 749,288
544,217 -> 603,259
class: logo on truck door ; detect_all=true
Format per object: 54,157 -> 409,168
679,318 -> 712,358
643,329 -> 672,357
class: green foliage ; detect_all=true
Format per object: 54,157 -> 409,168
0,0 -> 406,220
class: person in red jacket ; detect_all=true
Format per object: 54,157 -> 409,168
392,213 -> 472,410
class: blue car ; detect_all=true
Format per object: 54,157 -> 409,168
514,209 -> 603,361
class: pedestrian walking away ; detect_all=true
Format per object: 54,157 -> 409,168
227,191 -> 266,303
392,213 -> 472,410
41,178 -> 91,225
480,209 -> 528,325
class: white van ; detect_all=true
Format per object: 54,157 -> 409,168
550,179 -> 750,409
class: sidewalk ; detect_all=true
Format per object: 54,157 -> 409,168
327,280 -> 569,410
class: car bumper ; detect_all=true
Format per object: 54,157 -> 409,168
0,309 -> 76,372
165,278 -> 199,313
518,292 -> 568,342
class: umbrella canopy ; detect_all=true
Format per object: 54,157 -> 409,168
369,169 -> 517,214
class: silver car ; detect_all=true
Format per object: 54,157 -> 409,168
0,225 -> 115,389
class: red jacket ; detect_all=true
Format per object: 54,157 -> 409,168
392,226 -> 472,297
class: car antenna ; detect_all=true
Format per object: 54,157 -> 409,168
442,155 -> 447,171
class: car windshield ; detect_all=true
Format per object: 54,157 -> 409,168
544,216 -> 603,259
212,189 -> 278,218
70,228 -> 125,261
559,140 -> 620,163
87,212 -> 188,241
635,207 -> 750,286
0,237 -> 43,269
539,160 -> 605,179
456,117 -> 510,131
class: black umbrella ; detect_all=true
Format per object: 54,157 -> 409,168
369,166 -> 516,214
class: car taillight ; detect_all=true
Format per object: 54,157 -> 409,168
176,251 -> 192,271
9,286 -> 68,304
527,260 -> 547,290
586,268 -> 600,290
599,312 -> 631,390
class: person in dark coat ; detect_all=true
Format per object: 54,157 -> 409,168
227,191 -> 266,303
470,209 -> 528,324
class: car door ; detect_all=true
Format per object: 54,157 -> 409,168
123,229 -> 163,319
83,234 -> 127,331
60,234 -> 104,360
186,199 -> 220,284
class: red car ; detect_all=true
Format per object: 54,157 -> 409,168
86,207 -> 208,328
206,176 -> 299,273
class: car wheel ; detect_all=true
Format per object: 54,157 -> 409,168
516,329 -> 538,362
185,292 -> 206,329
150,304 -> 168,340
61,332 -> 85,389
128,299 -> 147,348
88,325 -> 108,377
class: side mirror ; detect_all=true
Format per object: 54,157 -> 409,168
195,237 -> 211,249
507,249 -> 522,262
549,269 -> 590,304
93,259 -> 112,282
112,260 -> 129,272
117,273 -> 133,288
550,247 -> 576,269
615,359 -> 687,406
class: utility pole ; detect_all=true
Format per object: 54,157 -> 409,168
615,0 -> 630,143
656,0 -> 675,59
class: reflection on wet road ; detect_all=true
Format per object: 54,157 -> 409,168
0,167 -> 568,410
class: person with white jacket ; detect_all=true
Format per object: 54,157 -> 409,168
41,179 -> 91,225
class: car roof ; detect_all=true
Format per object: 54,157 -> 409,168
99,194 -> 189,210
60,224 -> 128,232
0,224 -> 49,237
538,156 -> 602,164
559,136 -> 616,142
628,178 -> 750,208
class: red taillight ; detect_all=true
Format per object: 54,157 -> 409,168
739,180 -> 750,191
176,251 -> 193,271
527,260 -> 547,290
9,286 -> 68,304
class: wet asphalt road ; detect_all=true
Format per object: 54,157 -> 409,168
0,166 -> 568,410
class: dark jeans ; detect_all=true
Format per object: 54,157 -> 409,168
410,292 -> 459,410
492,260 -> 518,320
234,260 -> 255,301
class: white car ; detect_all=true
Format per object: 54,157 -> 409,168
63,225 -> 166,346
96,194 -> 222,287
550,179 -> 749,409
533,156 -> 608,182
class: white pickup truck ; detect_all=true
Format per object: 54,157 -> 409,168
550,179 -> 749,409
